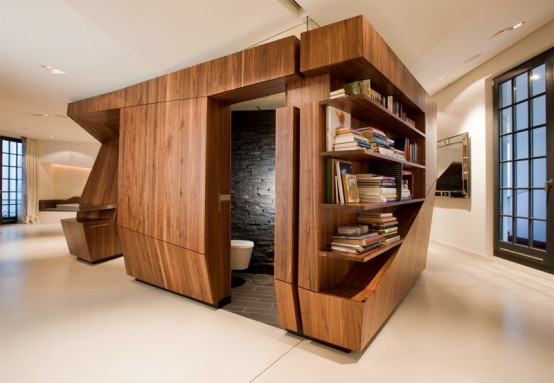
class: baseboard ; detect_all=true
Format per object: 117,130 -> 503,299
429,238 -> 489,260
430,238 -> 554,284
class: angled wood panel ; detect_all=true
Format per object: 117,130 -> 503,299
119,226 -> 216,304
118,99 -> 207,253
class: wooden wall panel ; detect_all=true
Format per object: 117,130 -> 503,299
78,138 -> 119,221
119,226 -> 216,304
68,37 -> 300,117
118,99 -> 207,253
274,106 -> 300,283
204,98 -> 231,302
274,280 -> 302,332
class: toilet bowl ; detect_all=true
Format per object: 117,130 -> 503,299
231,240 -> 254,270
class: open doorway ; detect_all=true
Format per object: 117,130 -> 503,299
222,94 -> 285,327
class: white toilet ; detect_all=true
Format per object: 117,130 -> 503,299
230,240 -> 254,270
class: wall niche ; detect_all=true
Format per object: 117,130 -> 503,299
231,110 -> 276,270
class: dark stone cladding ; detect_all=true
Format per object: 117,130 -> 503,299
231,110 -> 275,269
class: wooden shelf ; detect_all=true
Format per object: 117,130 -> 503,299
319,239 -> 403,263
321,149 -> 425,169
320,198 -> 425,211
56,203 -> 117,212
320,95 -> 425,139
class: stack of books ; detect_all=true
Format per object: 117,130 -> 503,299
357,213 -> 401,245
401,180 -> 411,200
330,224 -> 384,254
333,128 -> 373,151
357,127 -> 396,157
330,88 -> 346,99
356,174 -> 397,203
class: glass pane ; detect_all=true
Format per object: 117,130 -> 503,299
514,131 -> 528,159
514,73 -> 528,102
515,190 -> 529,217
9,192 -> 15,201
514,102 -> 528,131
530,64 -> 546,96
16,168 -> 22,180
500,80 -> 512,107
2,166 -> 7,178
17,143 -> 22,155
501,190 -> 513,215
9,142 -> 16,154
532,190 -> 546,219
9,154 -> 16,167
15,192 -> 22,202
2,153 -> 8,165
9,167 -> 16,179
500,135 -> 512,161
17,155 -> 22,167
531,127 -> 546,157
501,216 -> 513,242
2,140 -> 8,153
2,179 -> 7,191
500,108 -> 512,134
531,158 -> 546,187
532,220 -> 546,250
531,96 -> 546,126
9,204 -> 15,217
515,218 -> 529,246
515,160 -> 528,188
9,179 -> 15,190
501,162 -> 513,188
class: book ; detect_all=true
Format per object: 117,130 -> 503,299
330,241 -> 382,254
359,212 -> 393,218
335,160 -> 353,204
344,81 -> 361,95
331,233 -> 384,246
357,215 -> 398,223
326,106 -> 351,152
342,174 -> 360,203
336,224 -> 369,235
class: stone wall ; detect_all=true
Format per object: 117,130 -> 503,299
231,110 -> 275,268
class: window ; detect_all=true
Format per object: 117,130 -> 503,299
493,49 -> 553,274
1,137 -> 24,224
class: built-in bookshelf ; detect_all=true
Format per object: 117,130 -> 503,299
292,15 -> 436,353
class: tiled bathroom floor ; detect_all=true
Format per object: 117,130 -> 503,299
222,273 -> 279,327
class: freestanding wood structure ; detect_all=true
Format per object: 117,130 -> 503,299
66,16 -> 436,351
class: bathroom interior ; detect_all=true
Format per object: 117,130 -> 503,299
224,94 -> 283,327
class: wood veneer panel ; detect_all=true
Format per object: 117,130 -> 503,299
78,138 -> 119,221
275,106 -> 299,283
119,226 -> 216,304
204,98 -> 231,302
68,110 -> 120,143
118,99 -> 207,253
61,218 -> 121,263
68,37 -> 300,116
274,279 -> 302,332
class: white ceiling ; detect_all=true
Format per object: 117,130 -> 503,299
1,0 -> 552,143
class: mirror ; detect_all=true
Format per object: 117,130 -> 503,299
436,133 -> 470,198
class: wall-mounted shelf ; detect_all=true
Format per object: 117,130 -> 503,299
320,95 -> 425,138
319,239 -> 403,263
321,150 -> 425,169
56,204 -> 117,212
320,198 -> 425,211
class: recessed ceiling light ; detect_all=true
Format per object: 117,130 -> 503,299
39,64 -> 66,74
464,53 -> 482,63
491,21 -> 525,38
30,113 -> 49,117
49,136 -> 54,139
437,76 -> 448,82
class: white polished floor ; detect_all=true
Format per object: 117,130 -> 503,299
1,223 -> 553,383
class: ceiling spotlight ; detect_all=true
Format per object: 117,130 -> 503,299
39,65 -> 66,74
437,76 -> 448,82
30,113 -> 49,117
491,22 -> 525,38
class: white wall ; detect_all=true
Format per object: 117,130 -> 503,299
36,140 -> 100,222
430,21 -> 554,258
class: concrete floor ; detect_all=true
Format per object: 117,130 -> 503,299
1,222 -> 553,383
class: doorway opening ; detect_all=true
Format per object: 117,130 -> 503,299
222,94 -> 284,327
